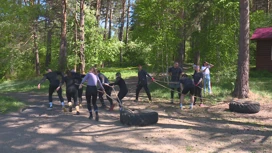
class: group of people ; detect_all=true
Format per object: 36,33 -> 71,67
37,61 -> 213,121
37,67 -> 130,121
167,61 -> 214,110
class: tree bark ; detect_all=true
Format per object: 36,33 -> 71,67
177,9 -> 186,66
103,0 -> 110,39
125,0 -> 130,44
33,19 -> 40,76
74,1 -> 79,71
119,0 -> 126,65
233,0 -> 250,98
96,0 -> 101,24
59,0 -> 67,71
79,0 -> 85,74
108,0 -> 112,39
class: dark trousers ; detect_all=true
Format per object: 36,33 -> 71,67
194,86 -> 203,103
86,86 -> 98,113
136,83 -> 151,101
66,88 -> 78,106
98,85 -> 113,105
49,84 -> 64,102
171,88 -> 181,99
117,90 -> 128,107
78,87 -> 83,104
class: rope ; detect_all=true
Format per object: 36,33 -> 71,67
153,81 -> 213,100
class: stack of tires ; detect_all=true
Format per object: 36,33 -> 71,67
120,108 -> 159,126
229,101 -> 260,114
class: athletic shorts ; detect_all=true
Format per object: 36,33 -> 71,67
182,86 -> 194,95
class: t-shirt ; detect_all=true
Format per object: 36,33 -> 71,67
97,73 -> 109,84
109,77 -> 128,93
40,71 -> 64,86
201,66 -> 211,75
193,72 -> 203,87
138,69 -> 152,84
81,73 -> 103,90
168,67 -> 183,82
180,77 -> 194,87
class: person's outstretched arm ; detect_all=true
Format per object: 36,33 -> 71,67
144,70 -> 155,81
37,75 -> 47,89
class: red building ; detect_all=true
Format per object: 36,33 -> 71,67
251,27 -> 272,72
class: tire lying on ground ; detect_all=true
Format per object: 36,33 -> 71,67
229,101 -> 260,114
120,108 -> 158,126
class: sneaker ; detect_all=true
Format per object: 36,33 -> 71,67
47,106 -> 53,111
95,114 -> 99,121
89,114 -> 93,119
76,111 -> 80,115
62,107 -> 67,112
189,105 -> 193,110
109,104 -> 115,111
148,100 -> 152,103
119,107 -> 123,111
170,99 -> 174,104
69,107 -> 72,112
193,101 -> 196,105
79,104 -> 83,107
134,99 -> 138,102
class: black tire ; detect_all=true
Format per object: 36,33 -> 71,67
120,108 -> 158,126
229,101 -> 260,114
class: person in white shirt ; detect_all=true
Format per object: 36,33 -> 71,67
201,61 -> 214,94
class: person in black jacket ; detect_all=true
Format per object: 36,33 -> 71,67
37,69 -> 66,111
109,72 -> 128,110
61,70 -> 82,115
70,70 -> 85,107
193,65 -> 203,106
135,65 -> 154,103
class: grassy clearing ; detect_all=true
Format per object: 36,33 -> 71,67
99,66 -> 138,80
0,96 -> 25,114
149,69 -> 272,104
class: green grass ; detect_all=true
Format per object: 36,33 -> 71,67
0,96 -> 25,114
99,66 -> 138,80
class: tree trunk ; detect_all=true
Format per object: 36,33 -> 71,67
79,0 -> 85,74
104,0 -> 110,39
59,0 -> 67,71
74,1 -> 79,71
96,0 -> 101,24
233,0 -> 250,98
119,0 -> 126,65
177,9 -> 186,66
45,0 -> 52,69
108,0 -> 112,39
33,19 -> 40,76
194,50 -> 200,66
125,0 -> 130,44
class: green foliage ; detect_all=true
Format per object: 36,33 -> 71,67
0,96 -> 25,114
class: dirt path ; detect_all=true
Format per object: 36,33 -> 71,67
0,77 -> 272,153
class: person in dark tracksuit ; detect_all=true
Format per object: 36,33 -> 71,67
135,65 -> 154,102
71,70 -> 85,107
37,69 -> 66,111
61,70 -> 81,115
97,70 -> 114,110
193,65 -> 203,107
179,74 -> 195,110
80,67 -> 104,121
168,62 -> 183,104
109,72 -> 128,111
